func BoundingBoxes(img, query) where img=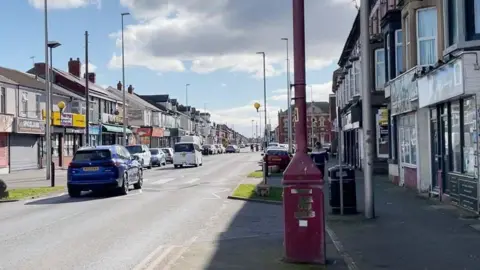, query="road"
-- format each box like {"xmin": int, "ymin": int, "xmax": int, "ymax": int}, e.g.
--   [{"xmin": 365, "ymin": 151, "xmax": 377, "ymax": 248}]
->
[{"xmin": 0, "ymin": 149, "xmax": 261, "ymax": 270}]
